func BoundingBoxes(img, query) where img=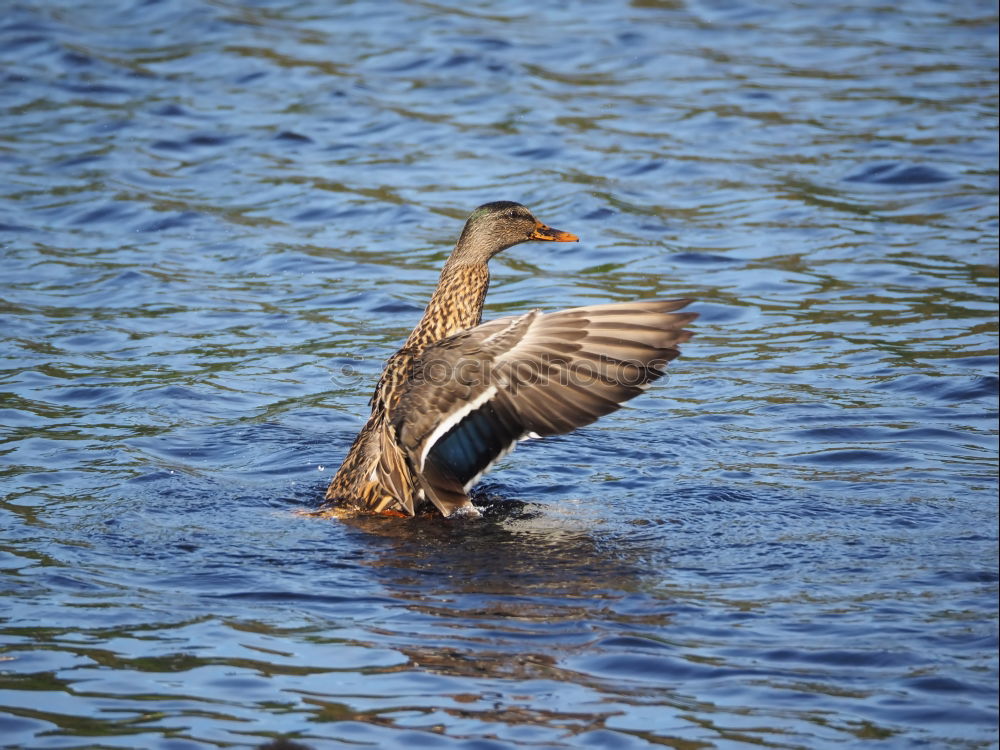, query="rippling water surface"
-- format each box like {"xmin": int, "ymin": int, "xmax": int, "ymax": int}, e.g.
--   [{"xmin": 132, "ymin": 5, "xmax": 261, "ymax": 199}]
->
[{"xmin": 1, "ymin": 0, "xmax": 997, "ymax": 748}]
